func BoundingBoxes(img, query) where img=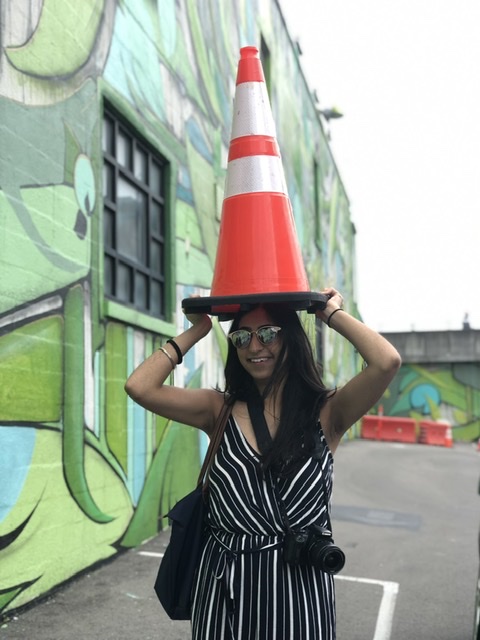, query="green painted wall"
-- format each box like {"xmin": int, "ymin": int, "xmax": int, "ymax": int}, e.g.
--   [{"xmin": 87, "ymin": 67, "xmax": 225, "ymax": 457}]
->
[
  {"xmin": 0, "ymin": 0, "xmax": 359, "ymax": 613},
  {"xmin": 375, "ymin": 362, "xmax": 480, "ymax": 442}
]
